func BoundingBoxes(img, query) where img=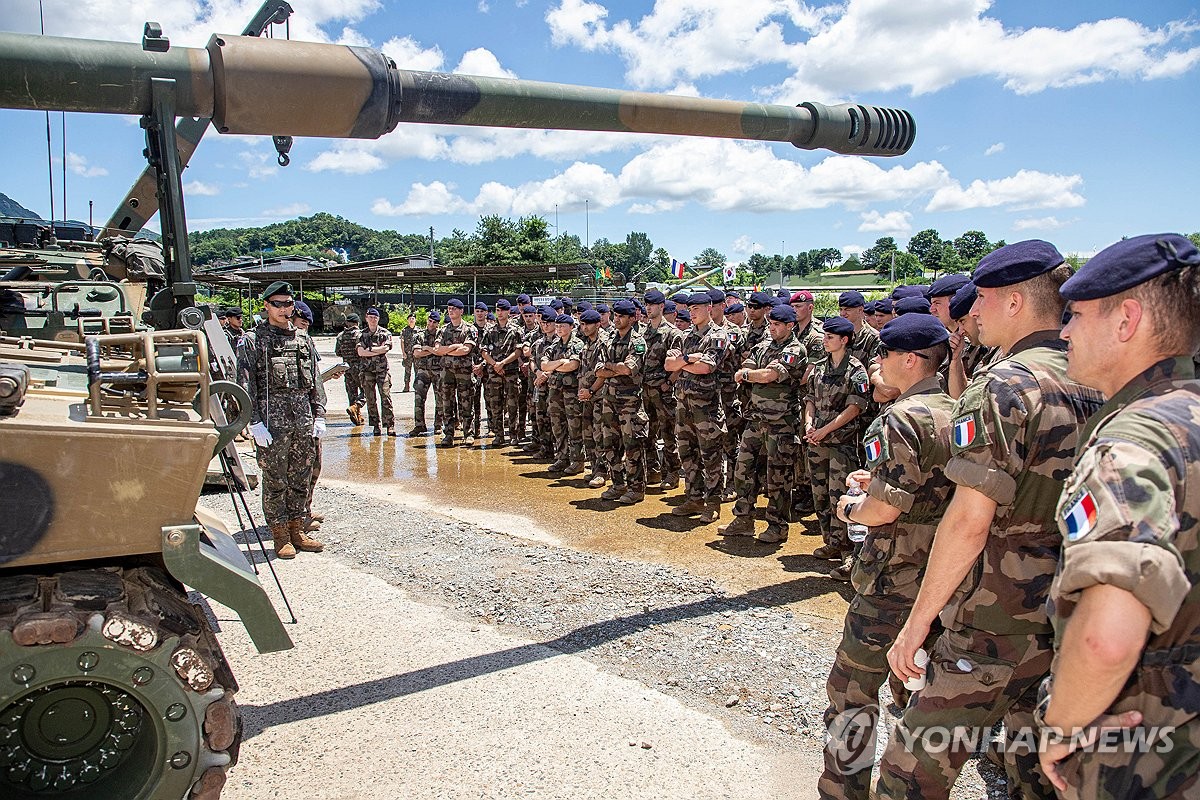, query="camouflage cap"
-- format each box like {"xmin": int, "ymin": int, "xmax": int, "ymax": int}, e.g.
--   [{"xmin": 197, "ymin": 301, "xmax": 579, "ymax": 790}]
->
[
  {"xmin": 1060, "ymin": 233, "xmax": 1200, "ymax": 300},
  {"xmin": 345, "ymin": 313, "xmax": 360, "ymax": 323},
  {"xmin": 973, "ymin": 239, "xmax": 1064, "ymax": 288}
]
